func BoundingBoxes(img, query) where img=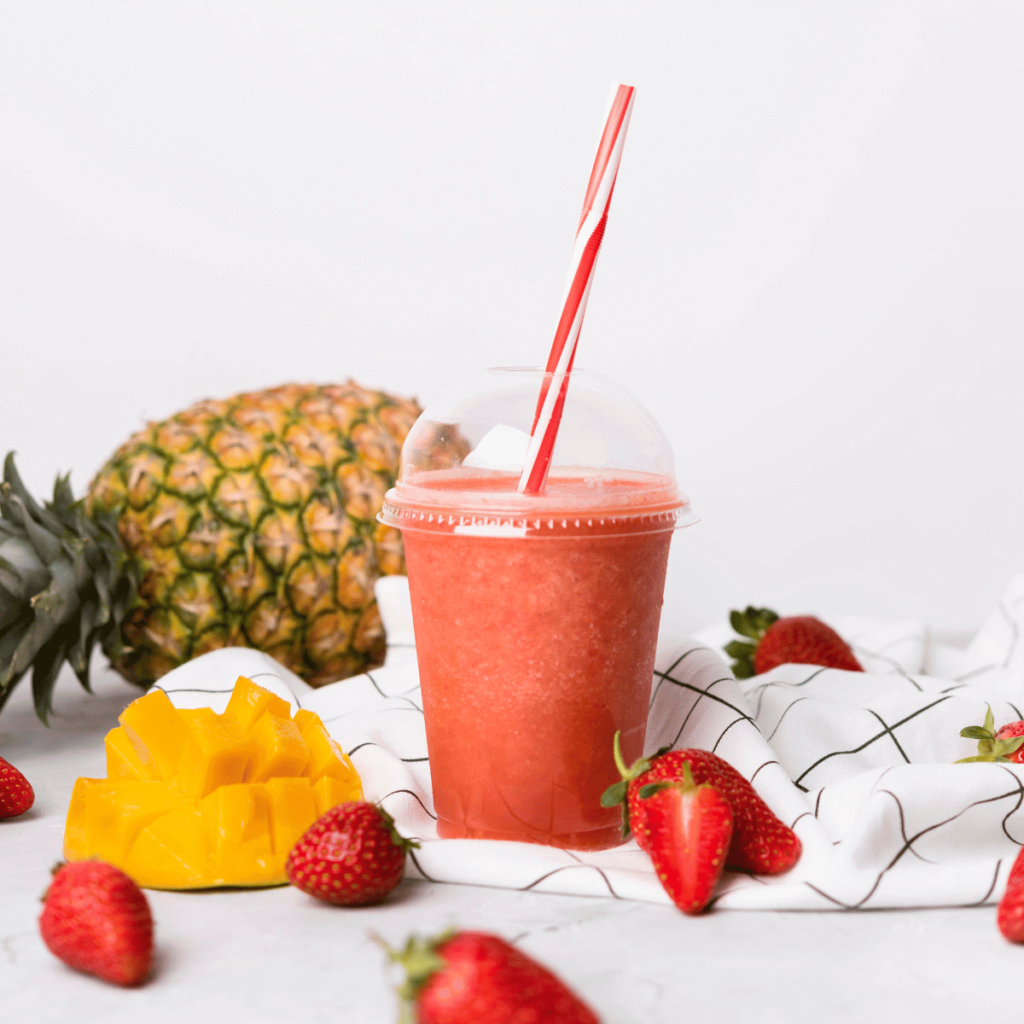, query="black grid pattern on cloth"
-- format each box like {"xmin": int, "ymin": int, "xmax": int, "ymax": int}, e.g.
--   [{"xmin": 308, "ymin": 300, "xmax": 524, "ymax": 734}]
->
[{"xmin": 149, "ymin": 572, "xmax": 1024, "ymax": 911}]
